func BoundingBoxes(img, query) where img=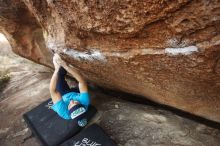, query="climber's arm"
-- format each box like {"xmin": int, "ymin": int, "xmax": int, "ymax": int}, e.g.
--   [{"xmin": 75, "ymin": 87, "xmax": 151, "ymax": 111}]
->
[
  {"xmin": 50, "ymin": 69, "xmax": 62, "ymax": 103},
  {"xmin": 50, "ymin": 55, "xmax": 62, "ymax": 104}
]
